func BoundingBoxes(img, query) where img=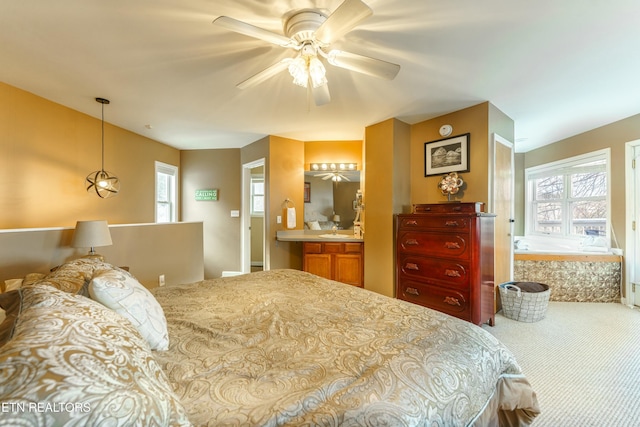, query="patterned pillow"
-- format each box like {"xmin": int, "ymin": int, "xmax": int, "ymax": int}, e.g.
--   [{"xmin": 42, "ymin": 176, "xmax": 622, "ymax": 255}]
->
[
  {"xmin": 28, "ymin": 258, "xmax": 118, "ymax": 295},
  {"xmin": 89, "ymin": 268, "xmax": 169, "ymax": 351},
  {"xmin": 0, "ymin": 285, "xmax": 191, "ymax": 426}
]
